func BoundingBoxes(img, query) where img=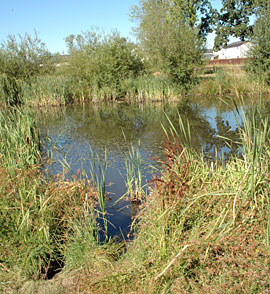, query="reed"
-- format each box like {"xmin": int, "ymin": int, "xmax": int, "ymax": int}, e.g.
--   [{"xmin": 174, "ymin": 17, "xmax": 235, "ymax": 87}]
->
[
  {"xmin": 66, "ymin": 99, "xmax": 270, "ymax": 294},
  {"xmin": 194, "ymin": 67, "xmax": 266, "ymax": 98},
  {"xmin": 124, "ymin": 144, "xmax": 144, "ymax": 204},
  {"xmin": 126, "ymin": 75, "xmax": 181, "ymax": 102},
  {"xmin": 232, "ymin": 97, "xmax": 270, "ymax": 227},
  {"xmin": 23, "ymin": 75, "xmax": 69, "ymax": 106},
  {"xmin": 0, "ymin": 106, "xmax": 40, "ymax": 170},
  {"xmin": 88, "ymin": 147, "xmax": 108, "ymax": 239},
  {"xmin": 0, "ymin": 107, "xmax": 99, "ymax": 286}
]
